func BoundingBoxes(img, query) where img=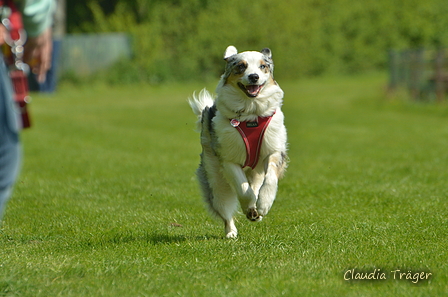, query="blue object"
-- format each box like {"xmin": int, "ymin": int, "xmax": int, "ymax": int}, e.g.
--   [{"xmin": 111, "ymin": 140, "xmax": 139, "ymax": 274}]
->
[{"xmin": 0, "ymin": 55, "xmax": 21, "ymax": 218}]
